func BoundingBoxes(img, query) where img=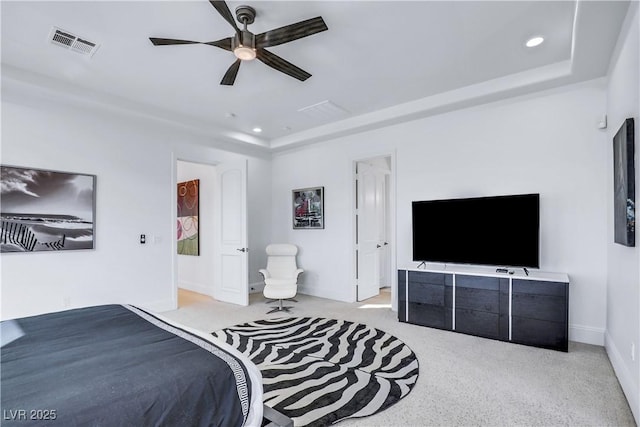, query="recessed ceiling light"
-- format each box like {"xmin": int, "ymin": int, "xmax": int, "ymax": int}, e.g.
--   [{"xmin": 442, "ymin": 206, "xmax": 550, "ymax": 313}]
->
[
  {"xmin": 252, "ymin": 127, "xmax": 262, "ymax": 133},
  {"xmin": 525, "ymin": 36, "xmax": 544, "ymax": 48}
]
